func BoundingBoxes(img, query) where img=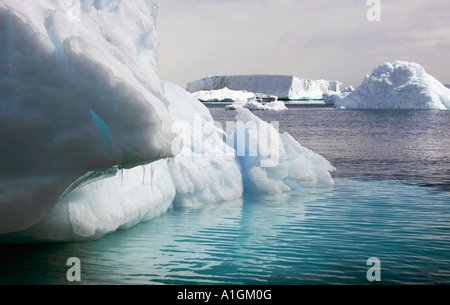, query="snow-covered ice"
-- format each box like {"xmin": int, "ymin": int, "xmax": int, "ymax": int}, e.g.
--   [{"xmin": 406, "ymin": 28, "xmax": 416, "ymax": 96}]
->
[
  {"xmin": 331, "ymin": 61, "xmax": 450, "ymax": 110},
  {"xmin": 17, "ymin": 82, "xmax": 245, "ymax": 241},
  {"xmin": 0, "ymin": 0, "xmax": 177, "ymax": 234},
  {"xmin": 164, "ymin": 81, "xmax": 244, "ymax": 209},
  {"xmin": 323, "ymin": 86, "xmax": 354, "ymax": 105},
  {"xmin": 225, "ymin": 98, "xmax": 288, "ymax": 111},
  {"xmin": 187, "ymin": 75, "xmax": 341, "ymax": 100},
  {"xmin": 228, "ymin": 109, "xmax": 335, "ymax": 195},
  {"xmin": 192, "ymin": 87, "xmax": 259, "ymax": 103},
  {"xmin": 0, "ymin": 0, "xmax": 335, "ymax": 241},
  {"xmin": 191, "ymin": 87, "xmax": 286, "ymax": 111}
]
